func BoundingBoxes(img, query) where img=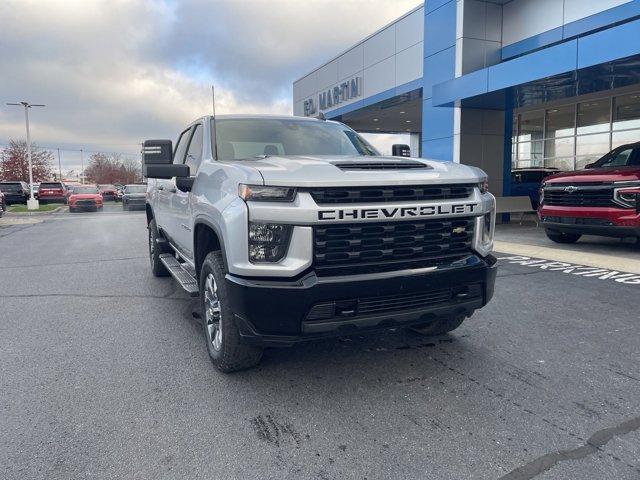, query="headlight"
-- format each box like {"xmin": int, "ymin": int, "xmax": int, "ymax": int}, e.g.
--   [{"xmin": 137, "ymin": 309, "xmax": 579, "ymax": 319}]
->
[
  {"xmin": 238, "ymin": 184, "xmax": 296, "ymax": 202},
  {"xmin": 614, "ymin": 187, "xmax": 640, "ymax": 209},
  {"xmin": 473, "ymin": 209, "xmax": 495, "ymax": 257},
  {"xmin": 478, "ymin": 179, "xmax": 489, "ymax": 194},
  {"xmin": 248, "ymin": 223, "xmax": 292, "ymax": 263}
]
